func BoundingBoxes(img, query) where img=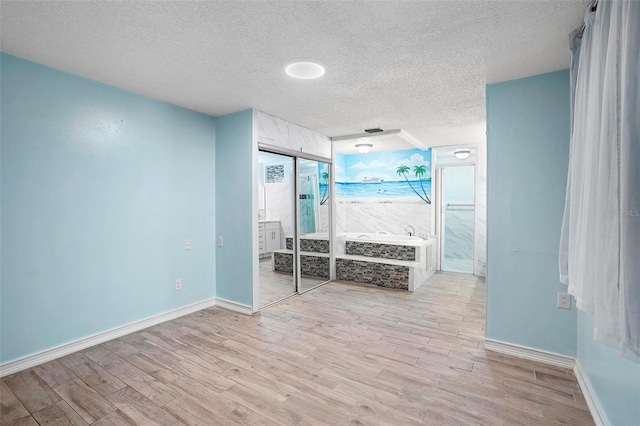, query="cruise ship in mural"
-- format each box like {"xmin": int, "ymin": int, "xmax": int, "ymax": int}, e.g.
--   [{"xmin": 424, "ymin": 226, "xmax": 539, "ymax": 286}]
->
[
  {"xmin": 362, "ymin": 176, "xmax": 384, "ymax": 184},
  {"xmin": 334, "ymin": 148, "xmax": 433, "ymax": 203}
]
